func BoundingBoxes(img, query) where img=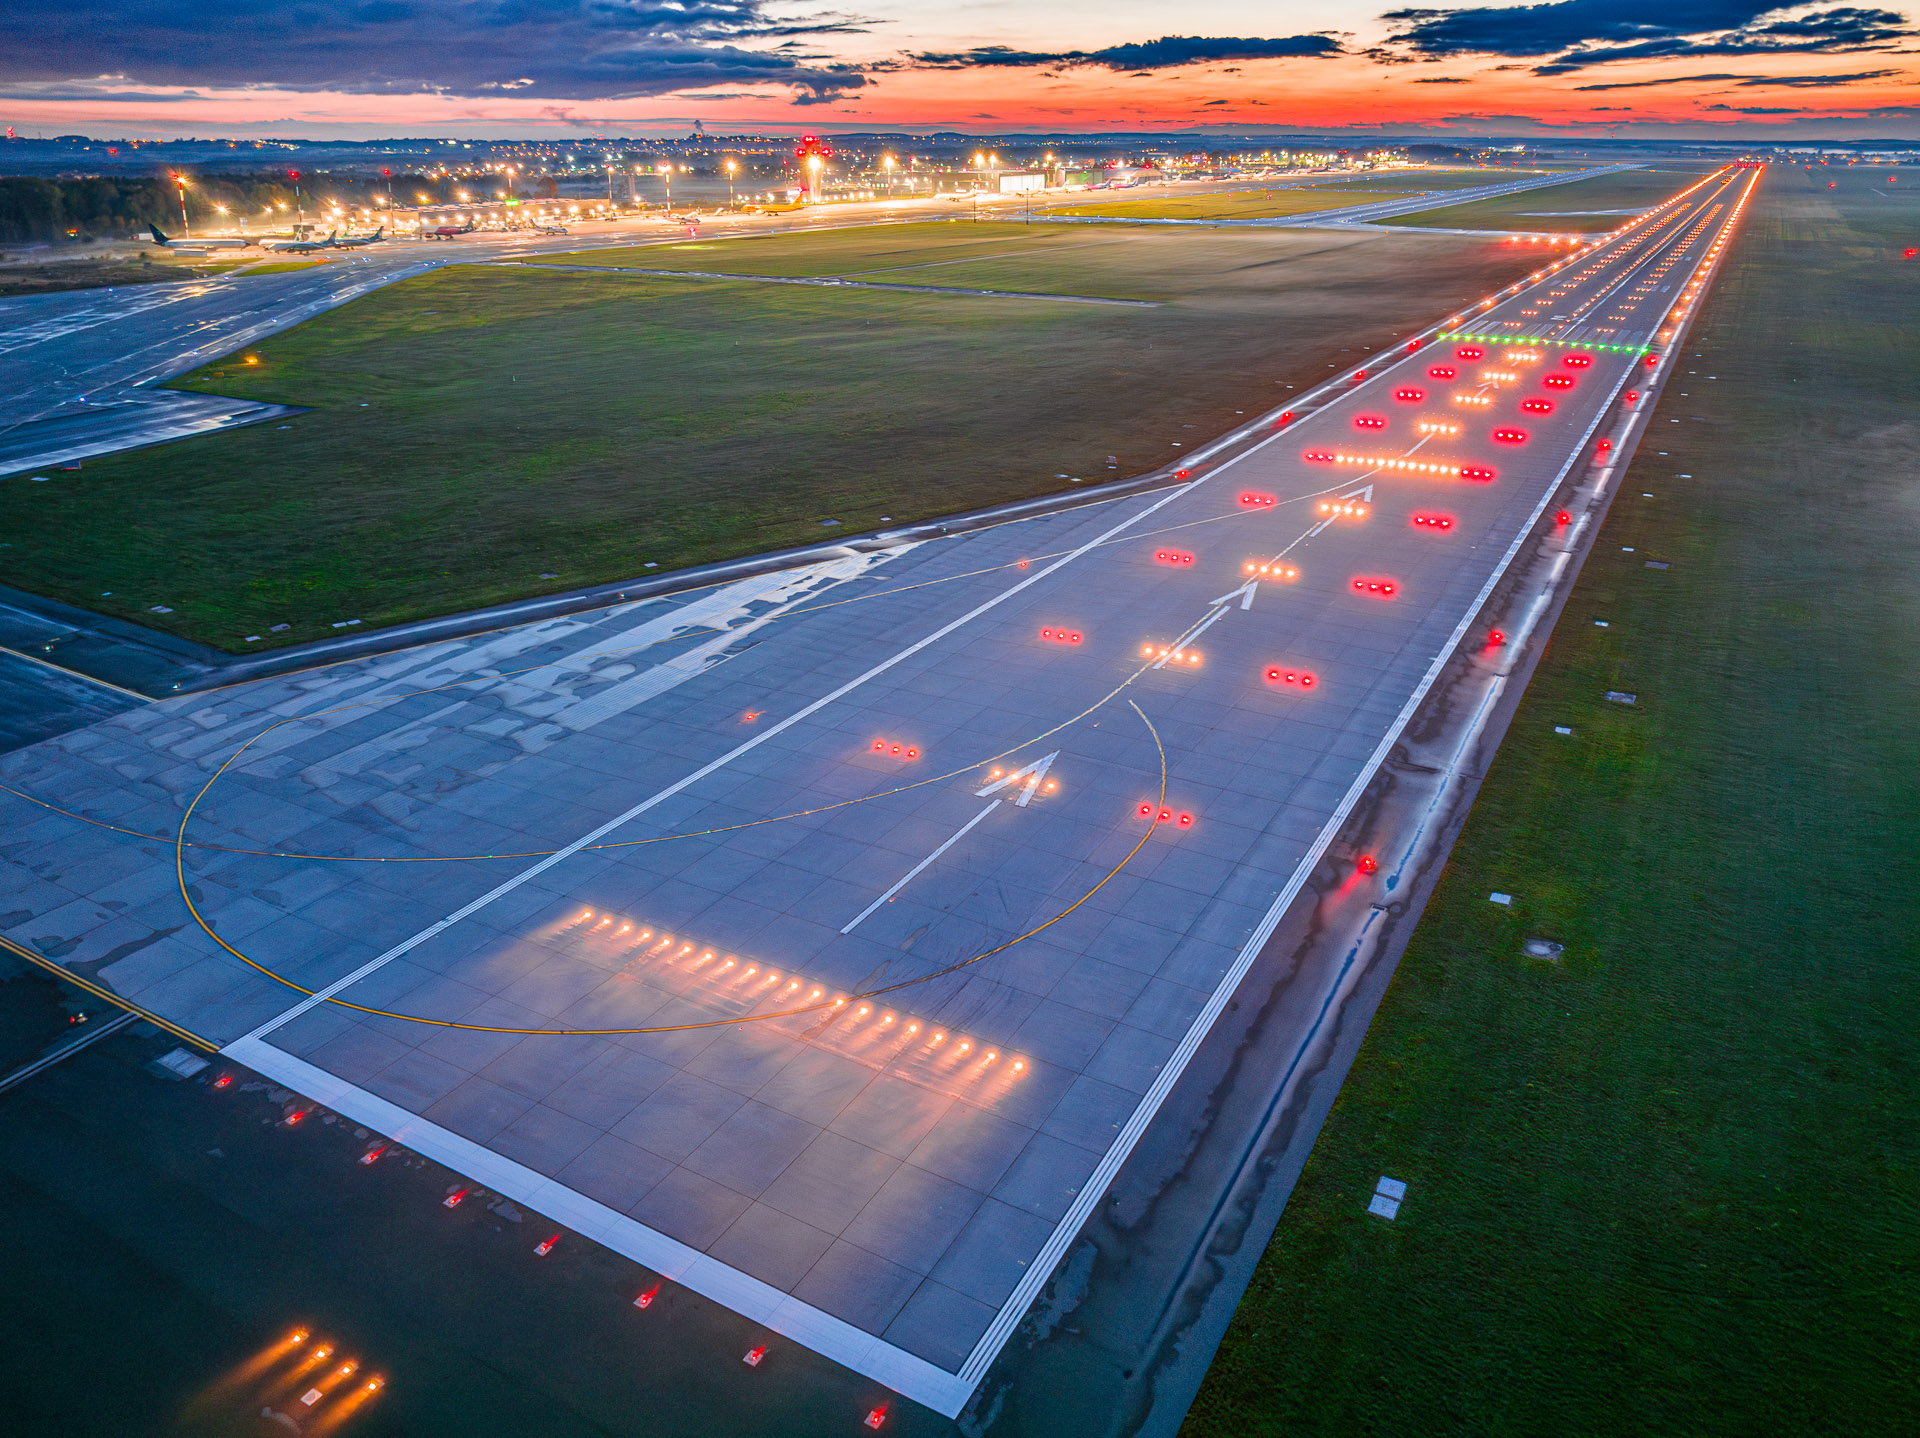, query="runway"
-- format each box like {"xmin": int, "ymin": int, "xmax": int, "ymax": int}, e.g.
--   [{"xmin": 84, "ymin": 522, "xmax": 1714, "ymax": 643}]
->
[{"xmin": 0, "ymin": 164, "xmax": 1760, "ymax": 1423}]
